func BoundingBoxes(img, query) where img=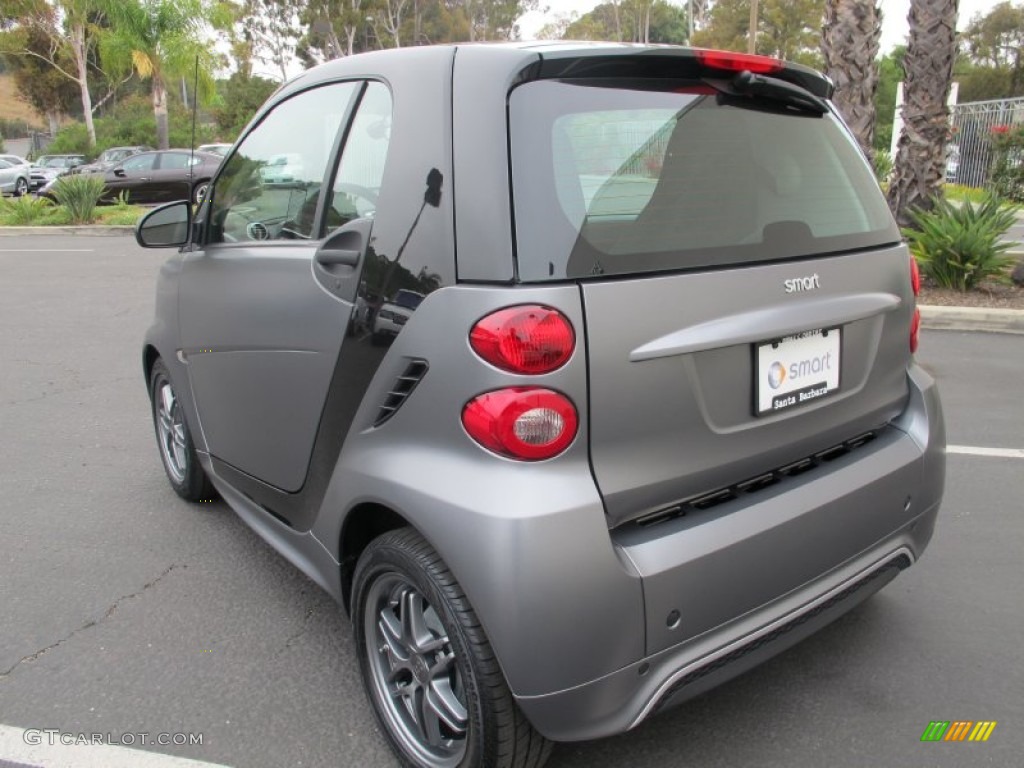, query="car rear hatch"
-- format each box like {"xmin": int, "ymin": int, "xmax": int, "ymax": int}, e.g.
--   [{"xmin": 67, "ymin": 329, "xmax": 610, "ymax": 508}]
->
[{"xmin": 508, "ymin": 52, "xmax": 915, "ymax": 528}]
